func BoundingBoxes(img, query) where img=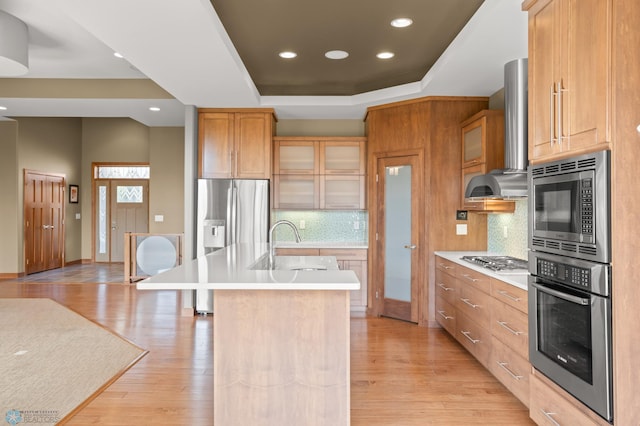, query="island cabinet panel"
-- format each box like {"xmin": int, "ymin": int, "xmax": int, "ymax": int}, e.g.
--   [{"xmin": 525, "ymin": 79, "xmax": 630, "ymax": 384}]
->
[
  {"xmin": 214, "ymin": 289, "xmax": 350, "ymax": 426},
  {"xmin": 524, "ymin": 0, "xmax": 612, "ymax": 163},
  {"xmin": 198, "ymin": 109, "xmax": 274, "ymax": 179},
  {"xmin": 491, "ymin": 337, "xmax": 530, "ymax": 407}
]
